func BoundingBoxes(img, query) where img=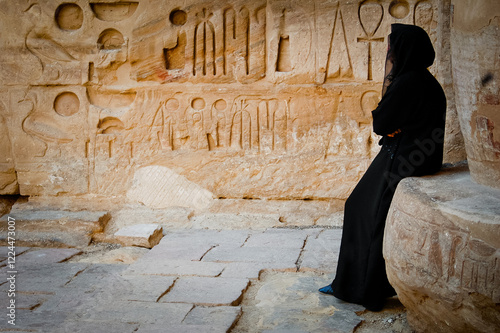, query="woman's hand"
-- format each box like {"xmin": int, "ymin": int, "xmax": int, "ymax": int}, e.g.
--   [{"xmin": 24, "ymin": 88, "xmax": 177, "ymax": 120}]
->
[{"xmin": 387, "ymin": 129, "xmax": 401, "ymax": 137}]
